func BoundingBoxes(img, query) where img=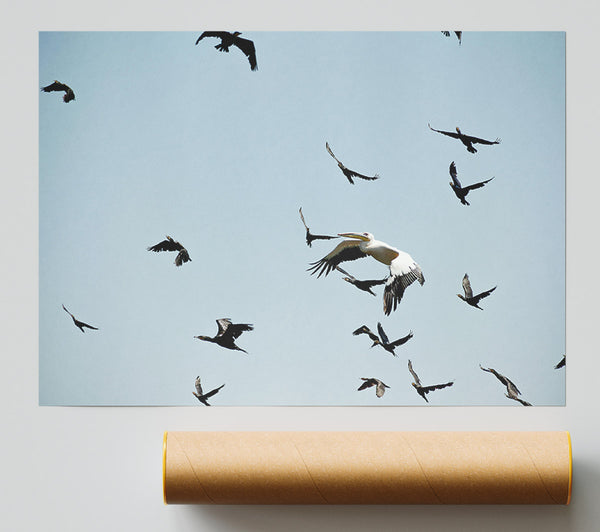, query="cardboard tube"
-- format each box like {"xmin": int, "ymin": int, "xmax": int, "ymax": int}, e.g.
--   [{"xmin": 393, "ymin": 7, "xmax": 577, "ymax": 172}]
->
[{"xmin": 163, "ymin": 431, "xmax": 572, "ymax": 505}]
